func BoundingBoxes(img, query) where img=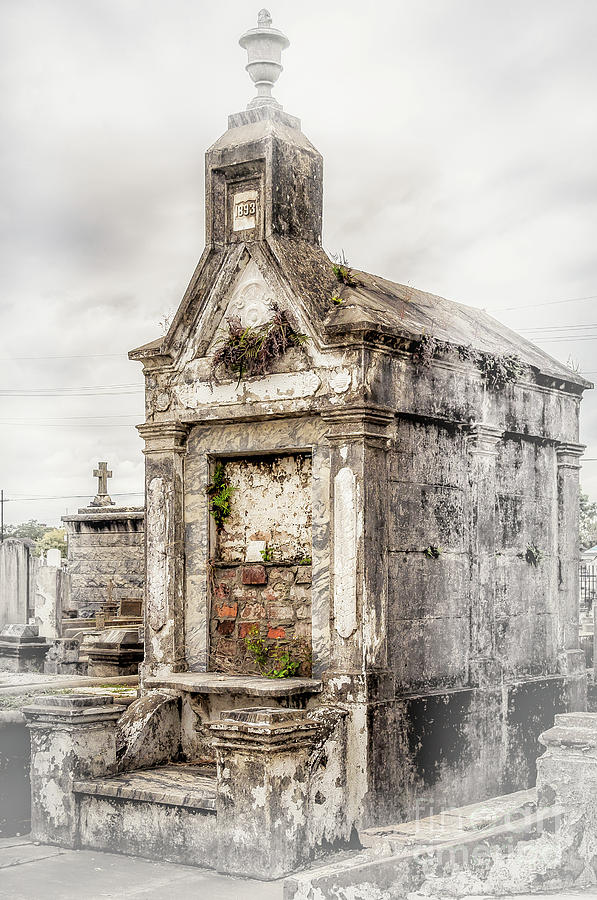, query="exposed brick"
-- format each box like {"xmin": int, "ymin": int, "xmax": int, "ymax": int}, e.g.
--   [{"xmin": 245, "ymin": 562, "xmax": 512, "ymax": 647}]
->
[
  {"xmin": 268, "ymin": 626, "xmax": 286, "ymax": 639},
  {"xmin": 214, "ymin": 582, "xmax": 231, "ymax": 600},
  {"xmin": 269, "ymin": 567, "xmax": 296, "ymax": 584},
  {"xmin": 294, "ymin": 621, "xmax": 312, "ymax": 640},
  {"xmin": 239, "ymin": 622, "xmax": 260, "ymax": 639},
  {"xmin": 217, "ymin": 620, "xmax": 235, "ymax": 636},
  {"xmin": 216, "ymin": 601, "xmax": 238, "ymax": 618},
  {"xmin": 242, "ymin": 565, "xmax": 267, "ymax": 585},
  {"xmin": 295, "ymin": 603, "xmax": 311, "ymax": 620},
  {"xmin": 267, "ymin": 602, "xmax": 295, "ymax": 621},
  {"xmin": 296, "ymin": 566, "xmax": 312, "ymax": 584},
  {"xmin": 240, "ymin": 602, "xmax": 266, "ymax": 619}
]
